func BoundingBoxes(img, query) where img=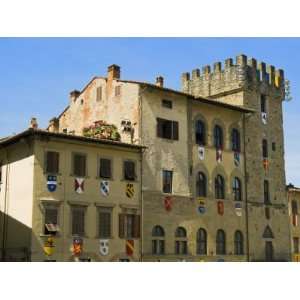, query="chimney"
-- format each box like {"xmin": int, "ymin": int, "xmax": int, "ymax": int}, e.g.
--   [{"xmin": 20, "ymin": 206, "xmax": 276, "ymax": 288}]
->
[
  {"xmin": 156, "ymin": 76, "xmax": 164, "ymax": 88},
  {"xmin": 30, "ymin": 117, "xmax": 38, "ymax": 129},
  {"xmin": 107, "ymin": 64, "xmax": 121, "ymax": 81},
  {"xmin": 69, "ymin": 90, "xmax": 80, "ymax": 102},
  {"xmin": 48, "ymin": 117, "xmax": 59, "ymax": 133}
]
